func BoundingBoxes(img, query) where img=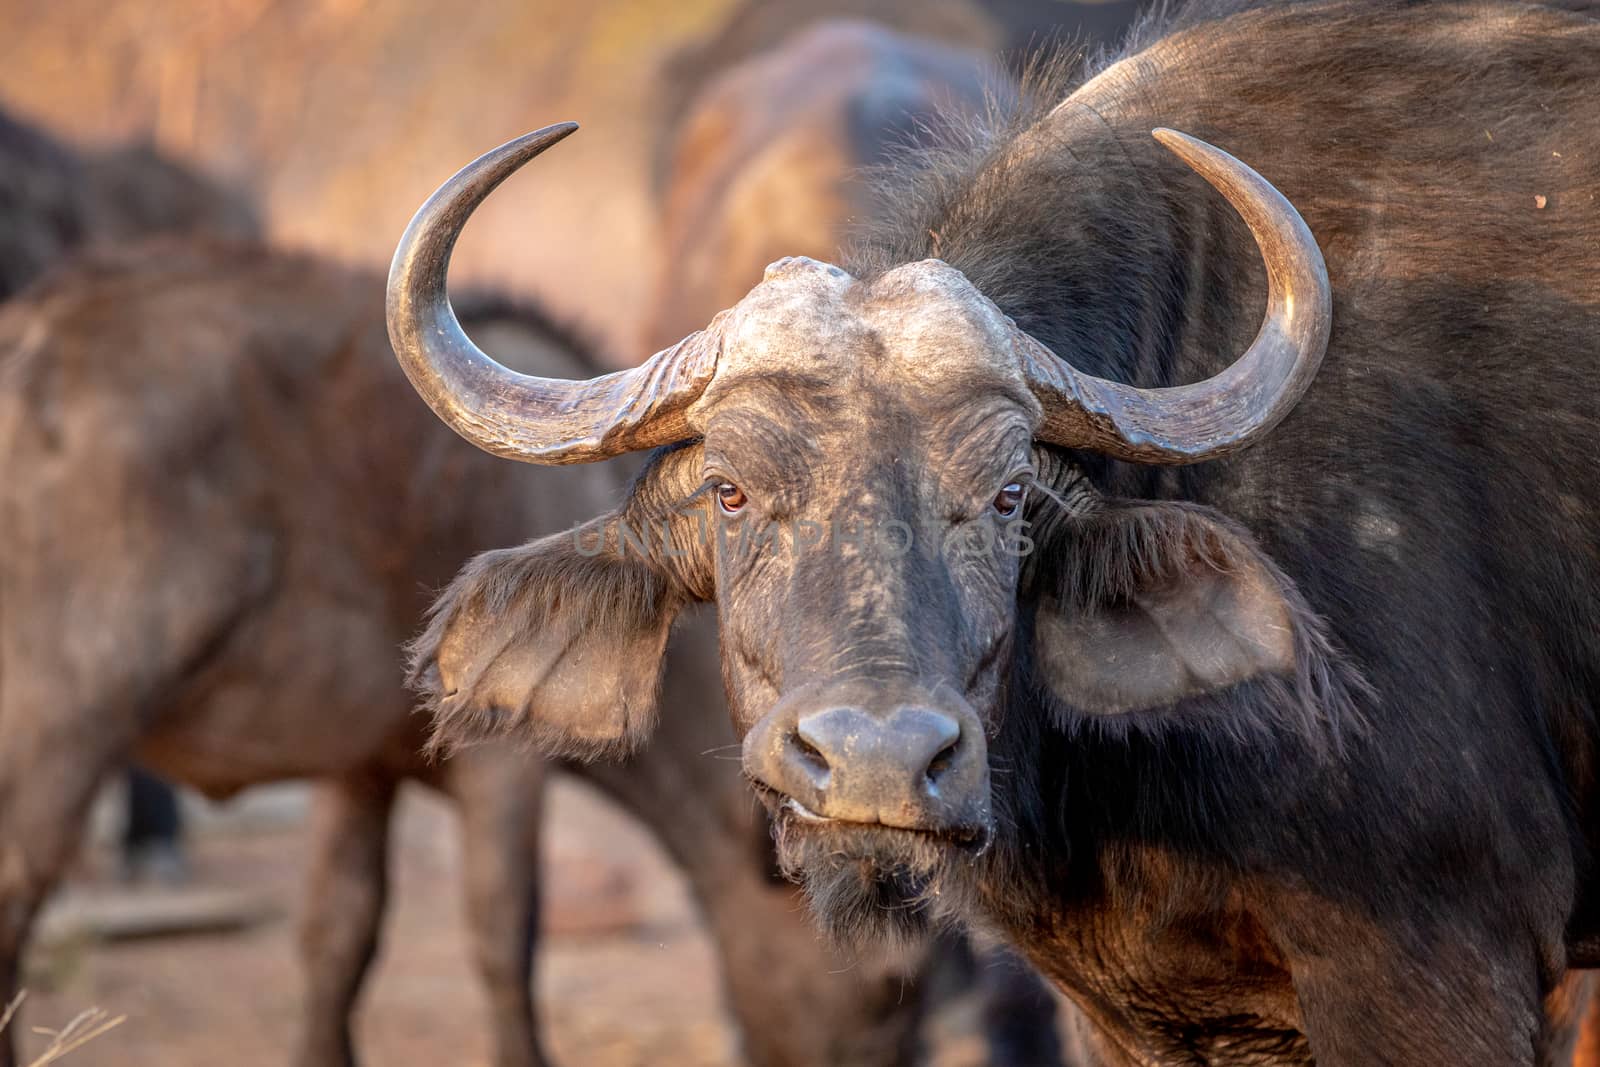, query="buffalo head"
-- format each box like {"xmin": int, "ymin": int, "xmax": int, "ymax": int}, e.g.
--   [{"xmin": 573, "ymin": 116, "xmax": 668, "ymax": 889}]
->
[{"xmin": 389, "ymin": 121, "xmax": 1330, "ymax": 941}]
